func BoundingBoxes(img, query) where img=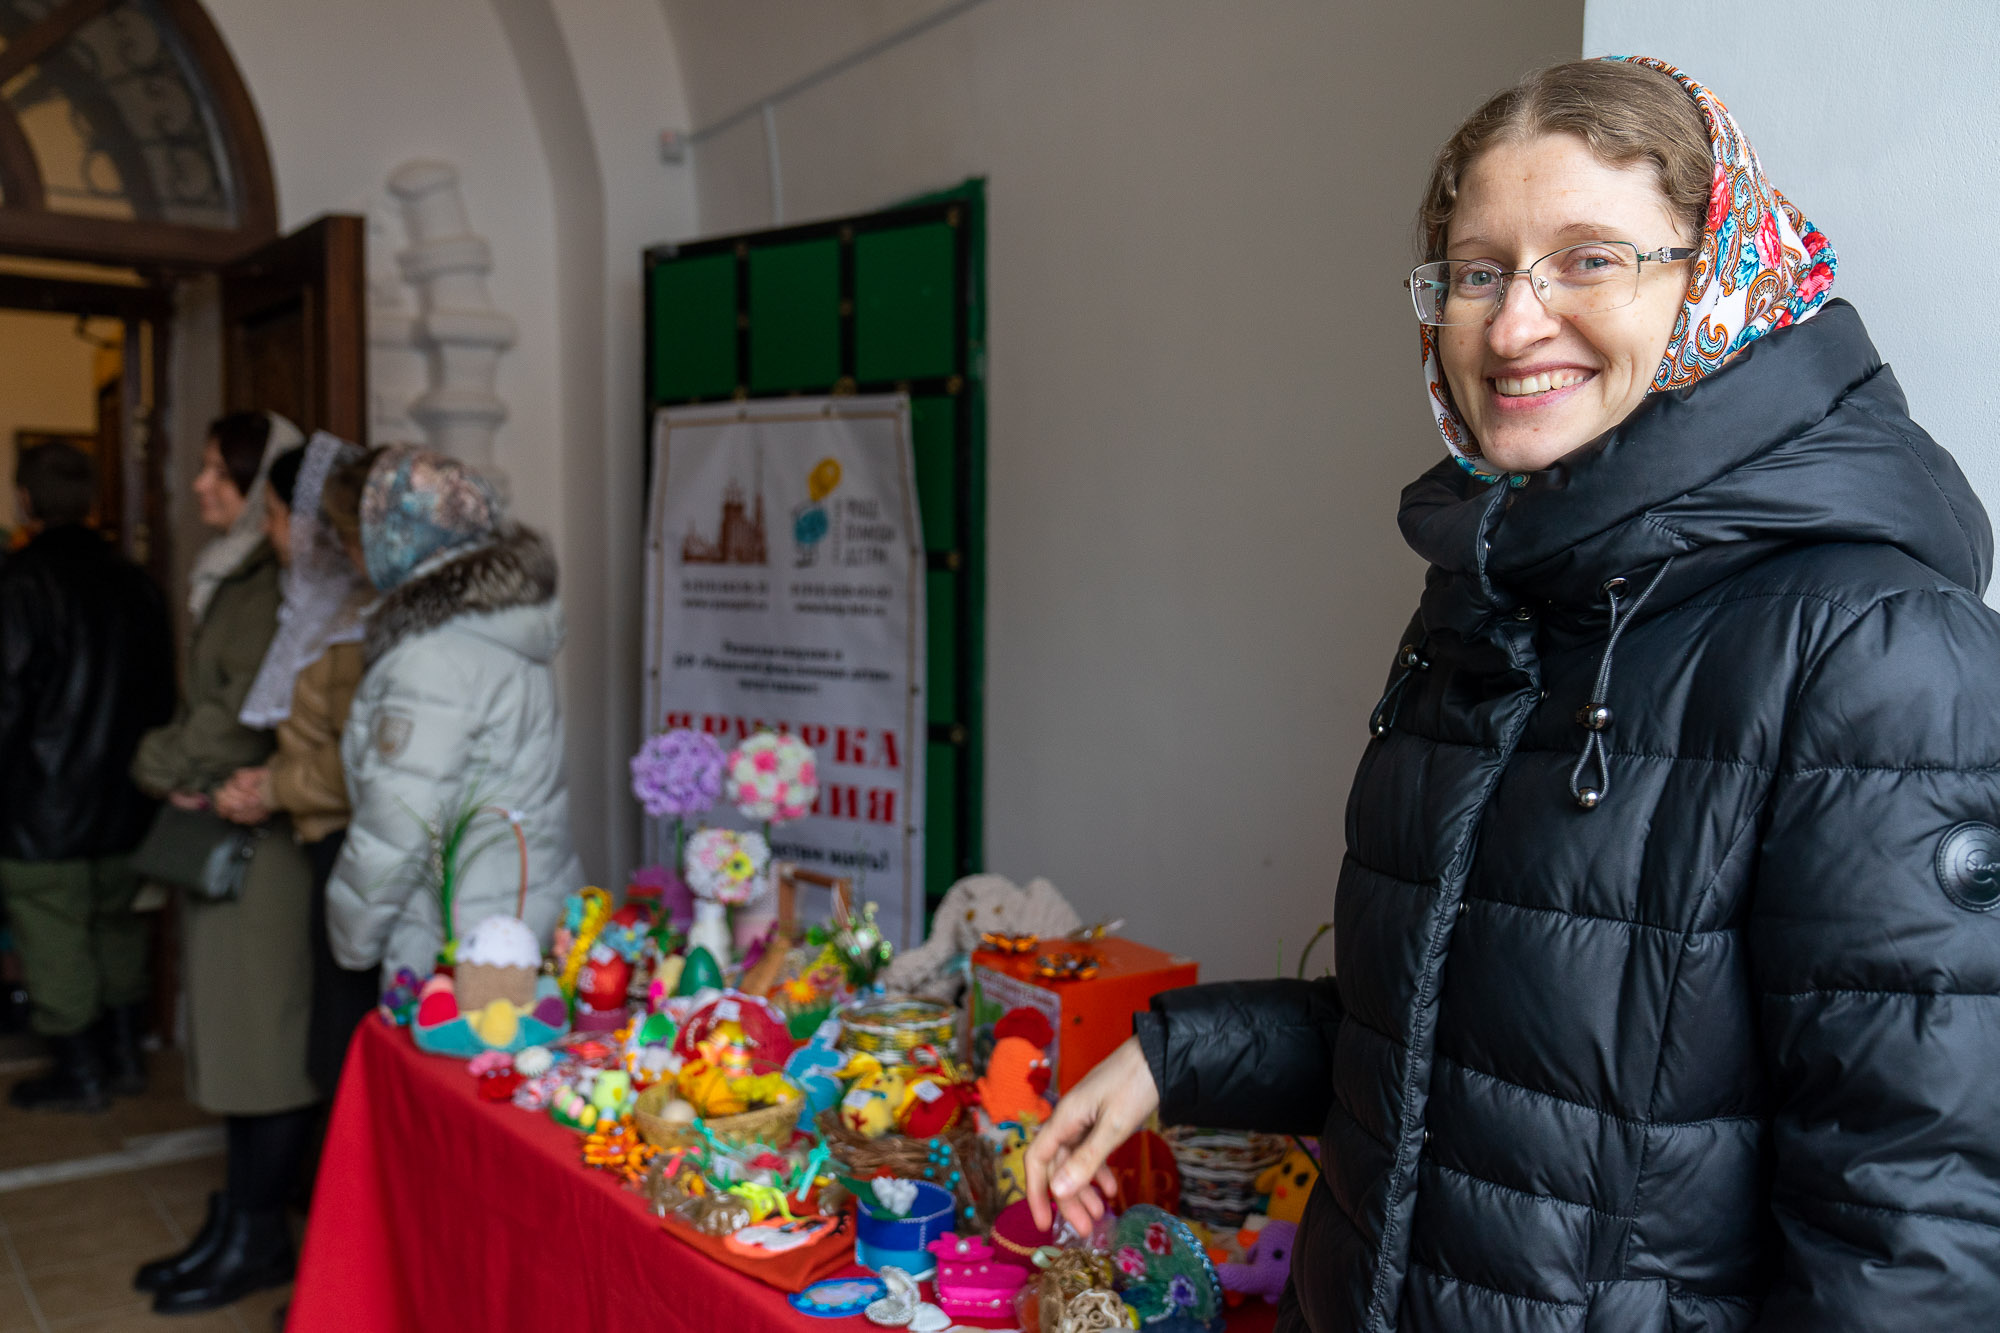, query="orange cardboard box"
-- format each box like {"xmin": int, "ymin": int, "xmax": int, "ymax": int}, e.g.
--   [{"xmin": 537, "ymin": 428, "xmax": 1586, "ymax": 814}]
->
[{"xmin": 967, "ymin": 937, "xmax": 1198, "ymax": 1095}]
